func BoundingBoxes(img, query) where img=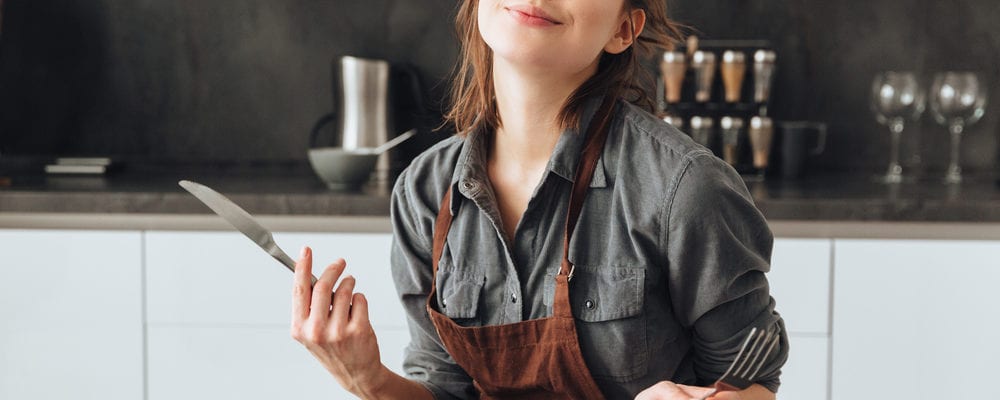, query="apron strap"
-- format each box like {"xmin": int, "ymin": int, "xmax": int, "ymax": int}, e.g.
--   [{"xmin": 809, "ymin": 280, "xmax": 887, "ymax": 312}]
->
[
  {"xmin": 559, "ymin": 96, "xmax": 617, "ymax": 280},
  {"xmin": 430, "ymin": 185, "xmax": 453, "ymax": 300},
  {"xmin": 429, "ymin": 95, "xmax": 618, "ymax": 314}
]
